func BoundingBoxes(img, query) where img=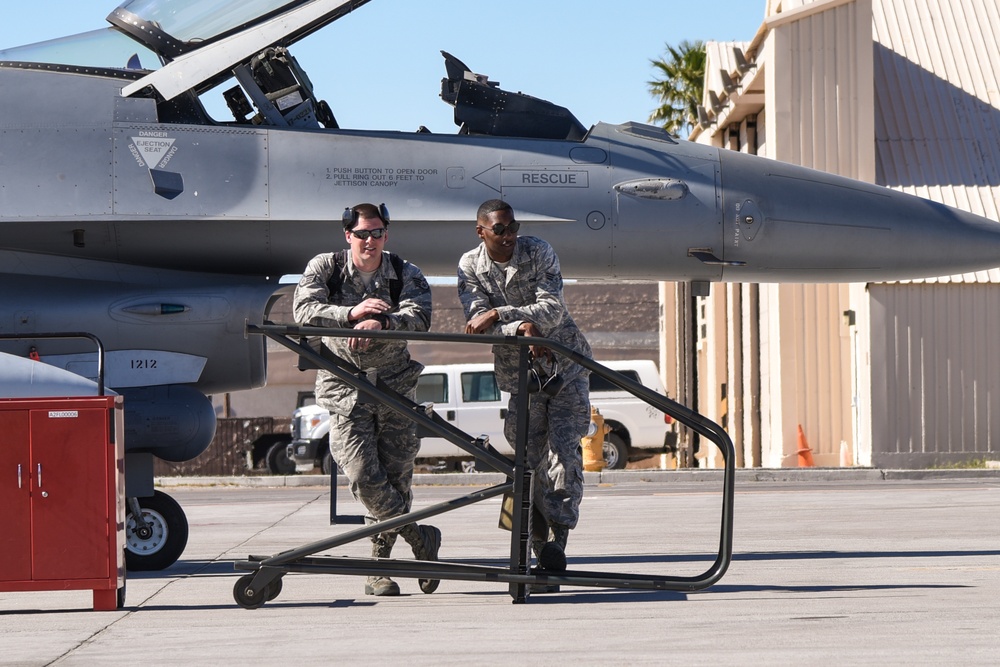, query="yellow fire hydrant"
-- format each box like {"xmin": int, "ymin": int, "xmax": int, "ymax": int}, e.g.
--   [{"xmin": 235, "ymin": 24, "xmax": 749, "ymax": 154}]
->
[{"xmin": 581, "ymin": 405, "xmax": 611, "ymax": 472}]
